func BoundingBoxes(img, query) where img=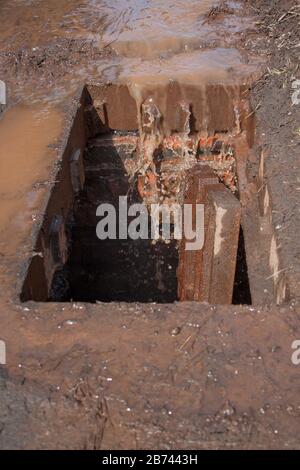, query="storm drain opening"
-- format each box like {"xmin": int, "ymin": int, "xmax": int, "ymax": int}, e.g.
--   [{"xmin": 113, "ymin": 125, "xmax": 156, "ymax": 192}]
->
[{"xmin": 21, "ymin": 83, "xmax": 254, "ymax": 305}]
